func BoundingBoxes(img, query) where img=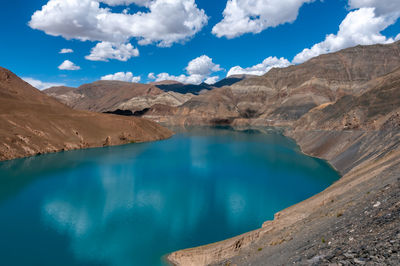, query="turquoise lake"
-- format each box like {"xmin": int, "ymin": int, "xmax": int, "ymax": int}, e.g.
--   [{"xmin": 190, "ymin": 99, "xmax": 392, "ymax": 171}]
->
[{"xmin": 0, "ymin": 127, "xmax": 339, "ymax": 266}]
